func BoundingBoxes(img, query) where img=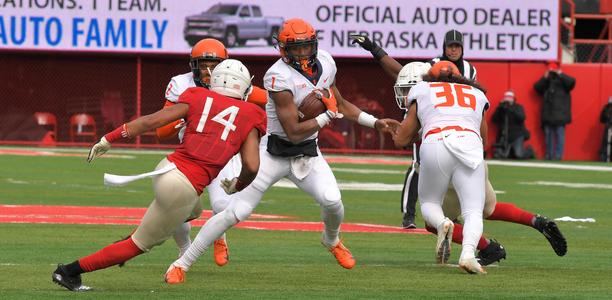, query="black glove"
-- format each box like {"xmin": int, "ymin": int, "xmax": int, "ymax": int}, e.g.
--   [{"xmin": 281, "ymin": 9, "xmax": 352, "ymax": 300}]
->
[{"xmin": 350, "ymin": 34, "xmax": 387, "ymax": 60}]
